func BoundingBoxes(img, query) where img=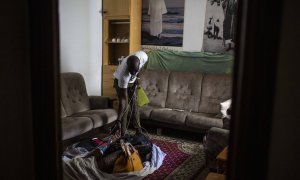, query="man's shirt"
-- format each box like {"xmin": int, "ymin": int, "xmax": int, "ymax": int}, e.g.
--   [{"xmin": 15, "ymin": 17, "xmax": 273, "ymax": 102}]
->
[{"xmin": 113, "ymin": 51, "xmax": 148, "ymax": 88}]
